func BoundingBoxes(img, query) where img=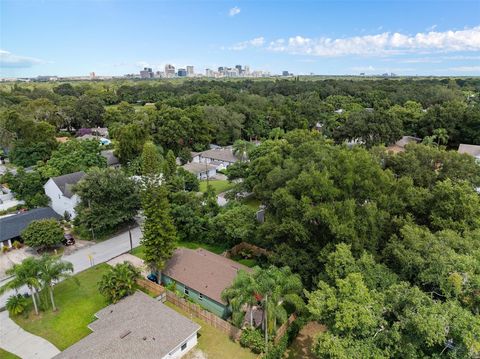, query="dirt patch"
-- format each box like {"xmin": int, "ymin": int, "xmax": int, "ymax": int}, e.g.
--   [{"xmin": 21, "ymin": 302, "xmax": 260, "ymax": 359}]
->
[
  {"xmin": 185, "ymin": 348, "xmax": 208, "ymax": 359},
  {"xmin": 285, "ymin": 321, "xmax": 326, "ymax": 359}
]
